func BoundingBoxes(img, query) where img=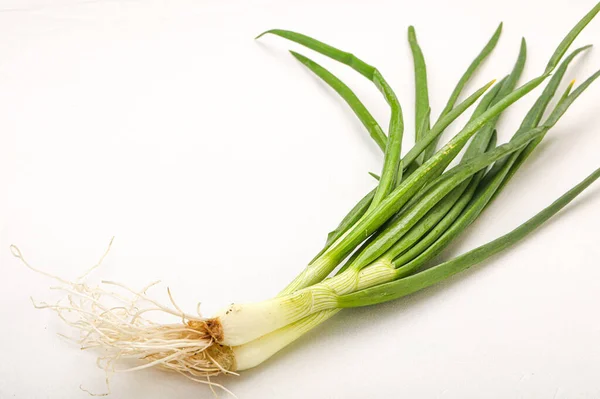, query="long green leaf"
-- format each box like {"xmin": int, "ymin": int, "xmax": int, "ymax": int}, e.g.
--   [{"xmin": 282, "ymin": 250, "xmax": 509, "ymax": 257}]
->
[
  {"xmin": 289, "ymin": 51, "xmax": 387, "ymax": 151},
  {"xmin": 521, "ymin": 45, "xmax": 592, "ymax": 131},
  {"xmin": 440, "ymin": 23, "xmax": 503, "ymax": 116},
  {"xmin": 422, "ymin": 23, "xmax": 503, "ymax": 161},
  {"xmin": 408, "ymin": 26, "xmax": 430, "ymax": 150},
  {"xmin": 544, "ymin": 2, "xmax": 600, "ymax": 72}
]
